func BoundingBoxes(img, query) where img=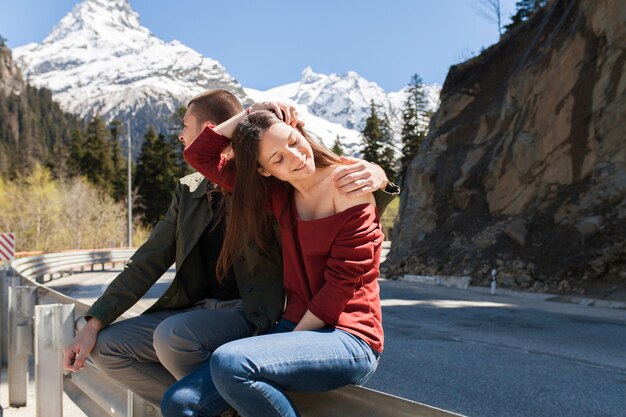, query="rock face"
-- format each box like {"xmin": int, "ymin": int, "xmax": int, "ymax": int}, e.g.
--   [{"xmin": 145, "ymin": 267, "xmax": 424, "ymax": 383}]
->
[
  {"xmin": 0, "ymin": 43, "xmax": 24, "ymax": 97},
  {"xmin": 388, "ymin": 0, "xmax": 625, "ymax": 298}
]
